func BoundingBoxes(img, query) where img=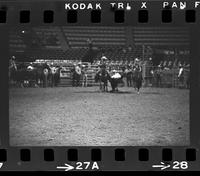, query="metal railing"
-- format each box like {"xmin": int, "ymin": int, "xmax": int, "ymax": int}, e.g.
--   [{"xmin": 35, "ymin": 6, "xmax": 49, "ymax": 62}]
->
[{"xmin": 10, "ymin": 61, "xmax": 190, "ymax": 89}]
